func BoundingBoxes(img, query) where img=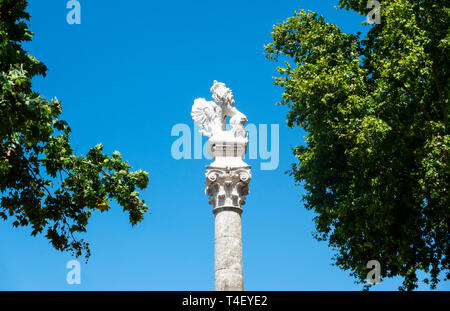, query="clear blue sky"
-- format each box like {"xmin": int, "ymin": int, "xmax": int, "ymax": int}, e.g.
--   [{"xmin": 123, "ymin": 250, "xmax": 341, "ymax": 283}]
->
[{"xmin": 1, "ymin": 0, "xmax": 448, "ymax": 291}]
